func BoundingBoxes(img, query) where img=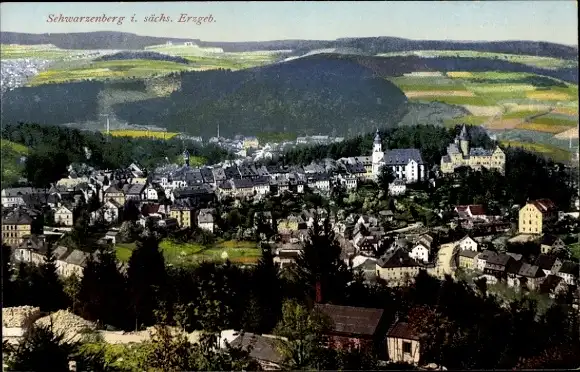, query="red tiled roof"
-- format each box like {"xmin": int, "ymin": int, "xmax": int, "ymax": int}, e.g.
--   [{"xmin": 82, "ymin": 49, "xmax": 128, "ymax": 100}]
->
[
  {"xmin": 531, "ymin": 199, "xmax": 557, "ymax": 214},
  {"xmin": 387, "ymin": 321, "xmax": 419, "ymax": 341},
  {"xmin": 467, "ymin": 205, "xmax": 486, "ymax": 216}
]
